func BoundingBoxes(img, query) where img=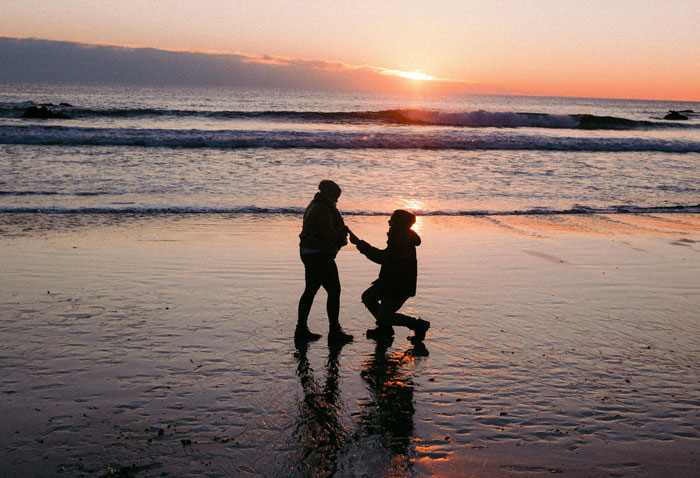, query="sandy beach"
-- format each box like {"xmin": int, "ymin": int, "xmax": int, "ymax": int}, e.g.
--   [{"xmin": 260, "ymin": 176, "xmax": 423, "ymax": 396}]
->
[{"xmin": 1, "ymin": 212, "xmax": 698, "ymax": 477}]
